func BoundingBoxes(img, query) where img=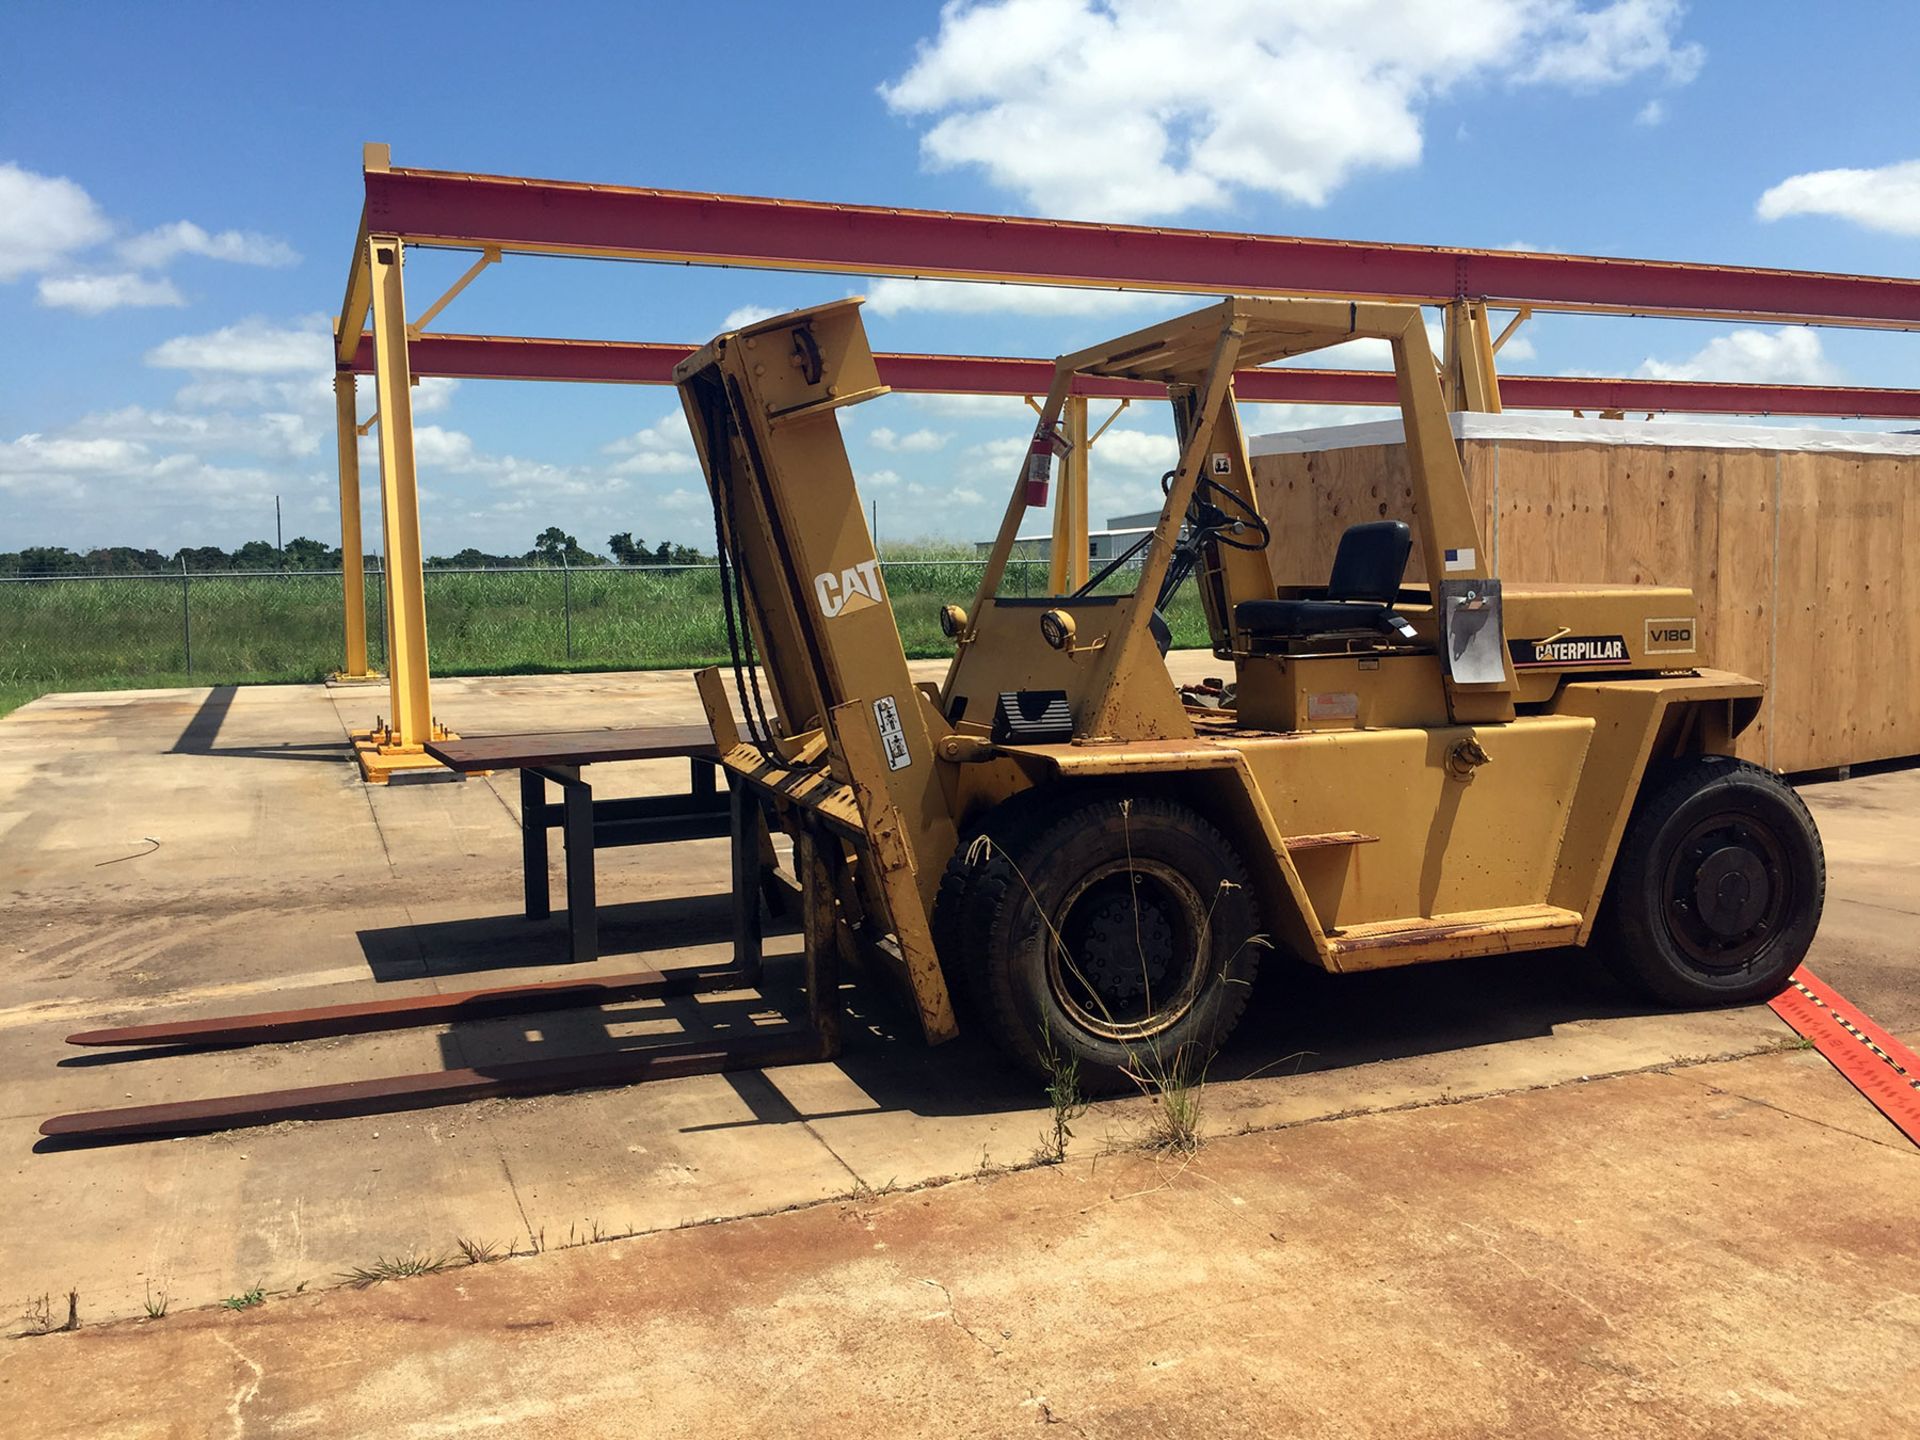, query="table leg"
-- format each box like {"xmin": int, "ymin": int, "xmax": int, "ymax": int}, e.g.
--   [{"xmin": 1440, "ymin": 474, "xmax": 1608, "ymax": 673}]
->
[
  {"xmin": 729, "ymin": 774, "xmax": 764, "ymax": 983},
  {"xmin": 559, "ymin": 774, "xmax": 597, "ymax": 965},
  {"xmin": 520, "ymin": 769, "xmax": 550, "ymax": 920}
]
